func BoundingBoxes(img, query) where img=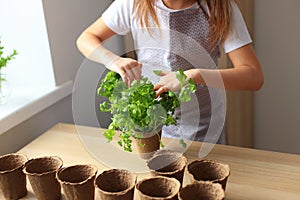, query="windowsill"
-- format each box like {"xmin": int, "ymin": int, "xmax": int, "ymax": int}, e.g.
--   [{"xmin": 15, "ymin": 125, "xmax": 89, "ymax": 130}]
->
[{"xmin": 0, "ymin": 81, "xmax": 73, "ymax": 135}]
